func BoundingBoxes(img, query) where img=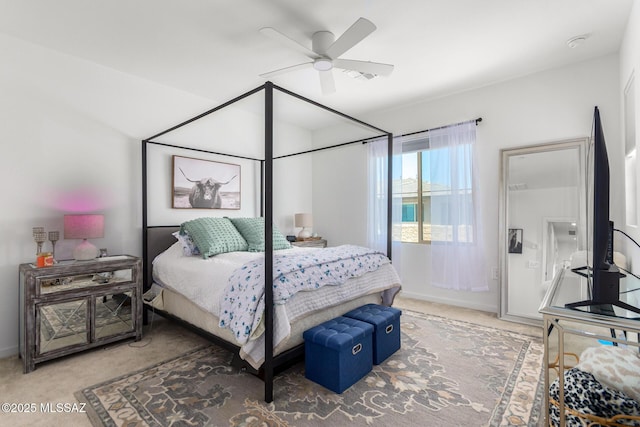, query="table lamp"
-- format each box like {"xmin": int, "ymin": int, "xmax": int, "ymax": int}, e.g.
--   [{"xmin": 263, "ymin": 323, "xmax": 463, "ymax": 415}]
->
[
  {"xmin": 294, "ymin": 213, "xmax": 313, "ymax": 240},
  {"xmin": 64, "ymin": 214, "xmax": 104, "ymax": 260}
]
